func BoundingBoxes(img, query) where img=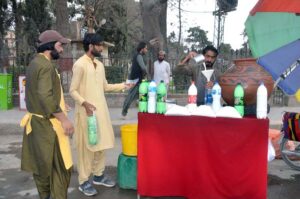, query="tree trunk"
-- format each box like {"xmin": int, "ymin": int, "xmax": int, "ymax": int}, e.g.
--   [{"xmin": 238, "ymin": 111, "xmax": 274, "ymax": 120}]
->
[
  {"xmin": 54, "ymin": 0, "xmax": 70, "ymax": 37},
  {"xmin": 54, "ymin": 0, "xmax": 71, "ymax": 58},
  {"xmin": 140, "ymin": 0, "xmax": 168, "ymax": 77},
  {"xmin": 176, "ymin": 0, "xmax": 182, "ymax": 64}
]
